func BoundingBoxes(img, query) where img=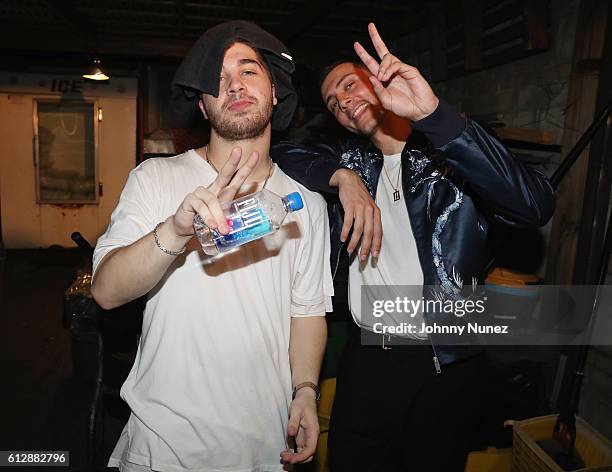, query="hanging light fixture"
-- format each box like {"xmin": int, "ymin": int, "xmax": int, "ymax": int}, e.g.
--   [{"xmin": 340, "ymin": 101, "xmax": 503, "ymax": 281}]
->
[{"xmin": 82, "ymin": 59, "xmax": 110, "ymax": 81}]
